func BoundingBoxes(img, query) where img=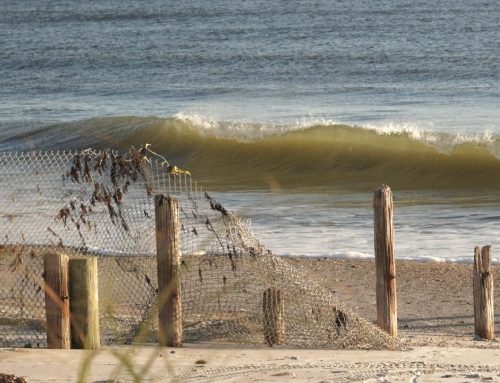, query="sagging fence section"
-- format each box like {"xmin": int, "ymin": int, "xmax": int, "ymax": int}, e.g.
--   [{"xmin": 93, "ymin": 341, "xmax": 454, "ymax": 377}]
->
[{"xmin": 0, "ymin": 150, "xmax": 400, "ymax": 350}]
